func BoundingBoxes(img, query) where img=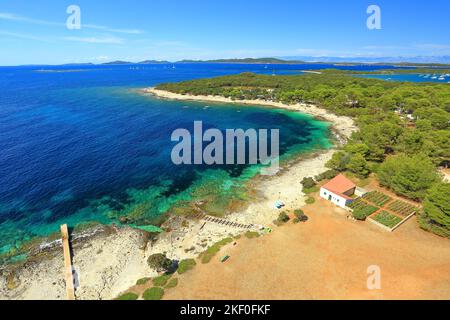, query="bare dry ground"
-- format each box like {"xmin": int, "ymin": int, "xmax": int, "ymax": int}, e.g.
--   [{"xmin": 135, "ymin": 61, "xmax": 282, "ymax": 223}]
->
[{"xmin": 164, "ymin": 196, "xmax": 450, "ymax": 300}]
